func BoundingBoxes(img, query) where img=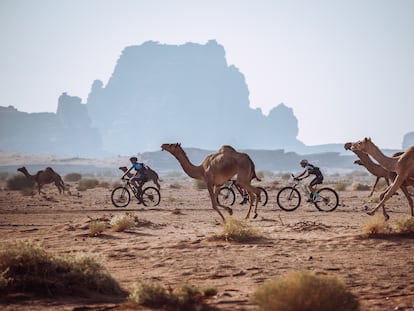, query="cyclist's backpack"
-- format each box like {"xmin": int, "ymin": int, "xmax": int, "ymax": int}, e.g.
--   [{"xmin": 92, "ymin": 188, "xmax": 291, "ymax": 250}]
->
[{"xmin": 308, "ymin": 164, "xmax": 322, "ymax": 176}]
